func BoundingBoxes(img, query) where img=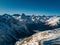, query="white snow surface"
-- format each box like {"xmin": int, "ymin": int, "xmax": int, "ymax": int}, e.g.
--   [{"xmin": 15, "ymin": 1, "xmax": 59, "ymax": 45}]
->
[
  {"xmin": 45, "ymin": 16, "xmax": 60, "ymax": 26},
  {"xmin": 15, "ymin": 28, "xmax": 60, "ymax": 45}
]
